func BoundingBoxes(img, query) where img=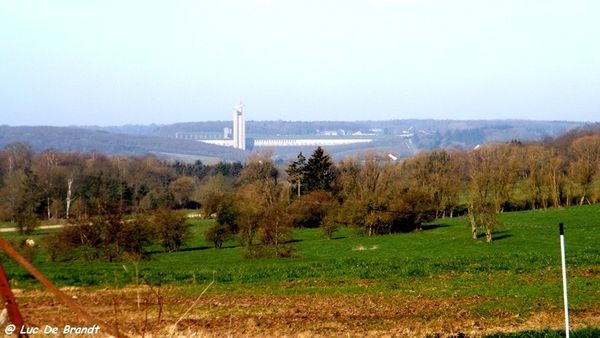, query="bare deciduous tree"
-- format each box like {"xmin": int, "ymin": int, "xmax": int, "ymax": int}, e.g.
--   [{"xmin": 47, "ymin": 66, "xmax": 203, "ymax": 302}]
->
[{"xmin": 568, "ymin": 135, "xmax": 600, "ymax": 205}]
